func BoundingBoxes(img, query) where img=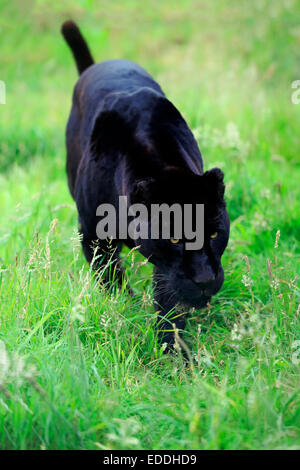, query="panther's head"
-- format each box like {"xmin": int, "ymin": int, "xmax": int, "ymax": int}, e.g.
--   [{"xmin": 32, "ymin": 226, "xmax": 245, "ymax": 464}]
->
[{"xmin": 130, "ymin": 166, "xmax": 230, "ymax": 307}]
